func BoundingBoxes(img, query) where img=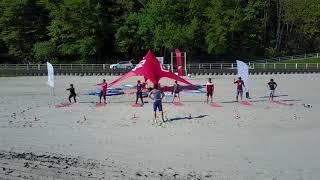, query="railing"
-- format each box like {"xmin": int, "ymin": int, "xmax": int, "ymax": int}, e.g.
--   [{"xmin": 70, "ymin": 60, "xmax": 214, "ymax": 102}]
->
[
  {"xmin": 0, "ymin": 63, "xmax": 319, "ymax": 71},
  {"xmin": 249, "ymin": 53, "xmax": 319, "ymax": 63},
  {"xmin": 185, "ymin": 63, "xmax": 320, "ymax": 70},
  {"xmin": 0, "ymin": 64, "xmax": 113, "ymax": 71}
]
